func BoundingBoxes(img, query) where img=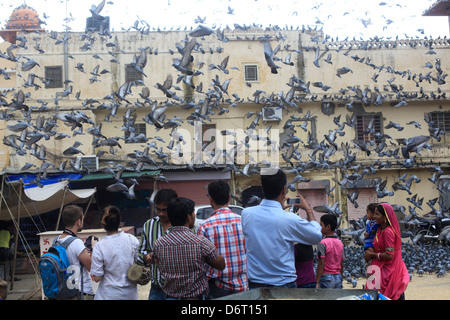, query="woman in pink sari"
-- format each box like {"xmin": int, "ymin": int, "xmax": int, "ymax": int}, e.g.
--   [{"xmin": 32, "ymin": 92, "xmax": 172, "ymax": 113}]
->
[{"xmin": 364, "ymin": 203, "xmax": 409, "ymax": 300}]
